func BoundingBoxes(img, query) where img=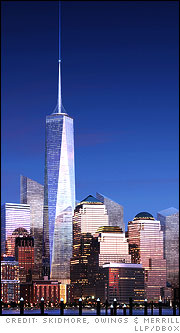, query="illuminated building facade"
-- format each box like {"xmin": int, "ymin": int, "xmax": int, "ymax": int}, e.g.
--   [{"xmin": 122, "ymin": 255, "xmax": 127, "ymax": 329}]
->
[
  {"xmin": 96, "ymin": 193, "xmax": 125, "ymax": 232},
  {"xmin": 128, "ymin": 212, "xmax": 166, "ymax": 302},
  {"xmin": 70, "ymin": 195, "xmax": 108, "ymax": 300},
  {"xmin": 94, "ymin": 226, "xmax": 131, "ymax": 266},
  {"xmin": 15, "ymin": 236, "xmax": 34, "ymax": 282},
  {"xmin": 20, "ymin": 176, "xmax": 44, "ymax": 279},
  {"xmin": 70, "ymin": 233, "xmax": 99, "ymax": 301},
  {"xmin": 96, "ymin": 263, "xmax": 144, "ymax": 303},
  {"xmin": 1, "ymin": 203, "xmax": 30, "ymax": 256},
  {"xmin": 32, "ymin": 280, "xmax": 61, "ymax": 304},
  {"xmin": 1, "ymin": 258, "xmax": 20, "ymax": 303},
  {"xmin": 43, "ymin": 54, "xmax": 75, "ymax": 284},
  {"xmin": 73, "ymin": 195, "xmax": 109, "ymax": 238},
  {"xmin": 157, "ymin": 207, "xmax": 179, "ymax": 294}
]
